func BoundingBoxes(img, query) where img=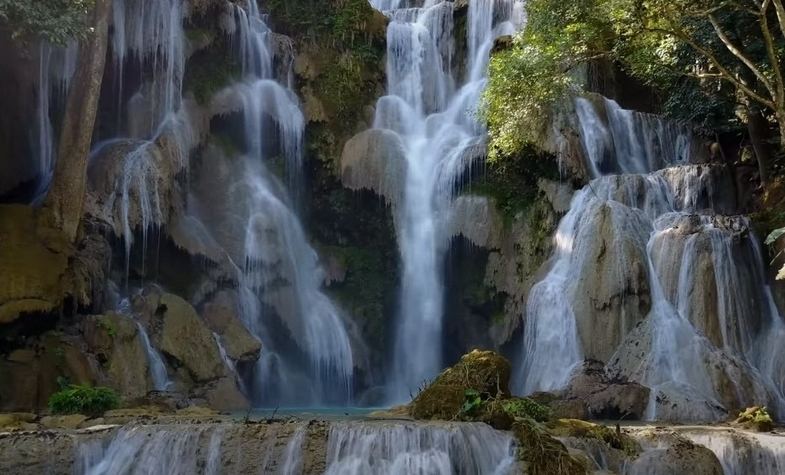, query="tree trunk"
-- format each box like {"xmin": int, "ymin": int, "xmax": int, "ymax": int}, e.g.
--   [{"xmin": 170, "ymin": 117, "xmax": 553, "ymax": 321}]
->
[
  {"xmin": 747, "ymin": 103, "xmax": 774, "ymax": 184},
  {"xmin": 42, "ymin": 0, "xmax": 112, "ymax": 242}
]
